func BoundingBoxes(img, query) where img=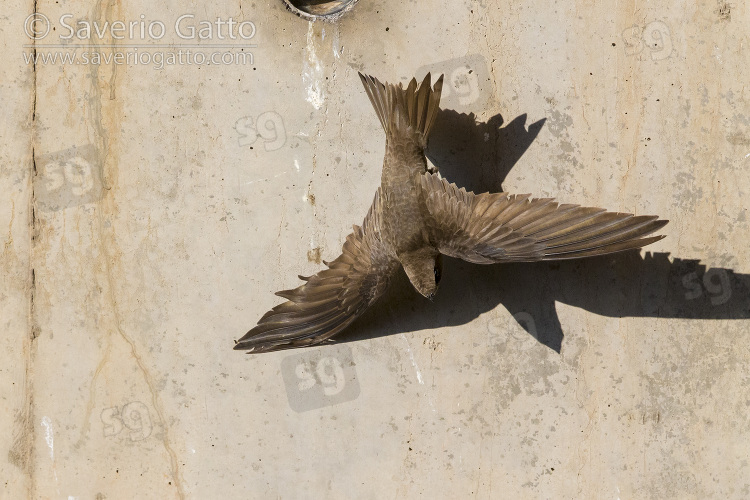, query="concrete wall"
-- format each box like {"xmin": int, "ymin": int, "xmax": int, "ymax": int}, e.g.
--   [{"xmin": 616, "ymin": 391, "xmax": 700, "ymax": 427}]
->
[{"xmin": 3, "ymin": 0, "xmax": 749, "ymax": 498}]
